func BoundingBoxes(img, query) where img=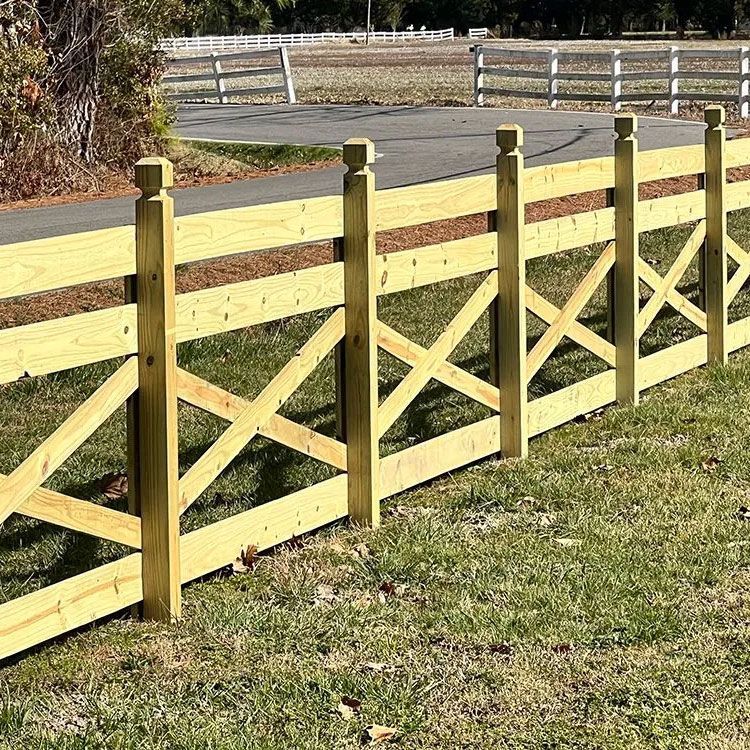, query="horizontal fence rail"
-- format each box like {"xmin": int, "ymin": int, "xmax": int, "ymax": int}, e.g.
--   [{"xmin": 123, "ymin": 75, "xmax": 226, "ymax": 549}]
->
[
  {"xmin": 163, "ymin": 47, "xmax": 296, "ymax": 104},
  {"xmin": 160, "ymin": 28, "xmax": 455, "ymax": 52},
  {"xmin": 2, "ymin": 107, "xmax": 750, "ymax": 660},
  {"xmin": 473, "ymin": 45, "xmax": 750, "ymax": 117}
]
